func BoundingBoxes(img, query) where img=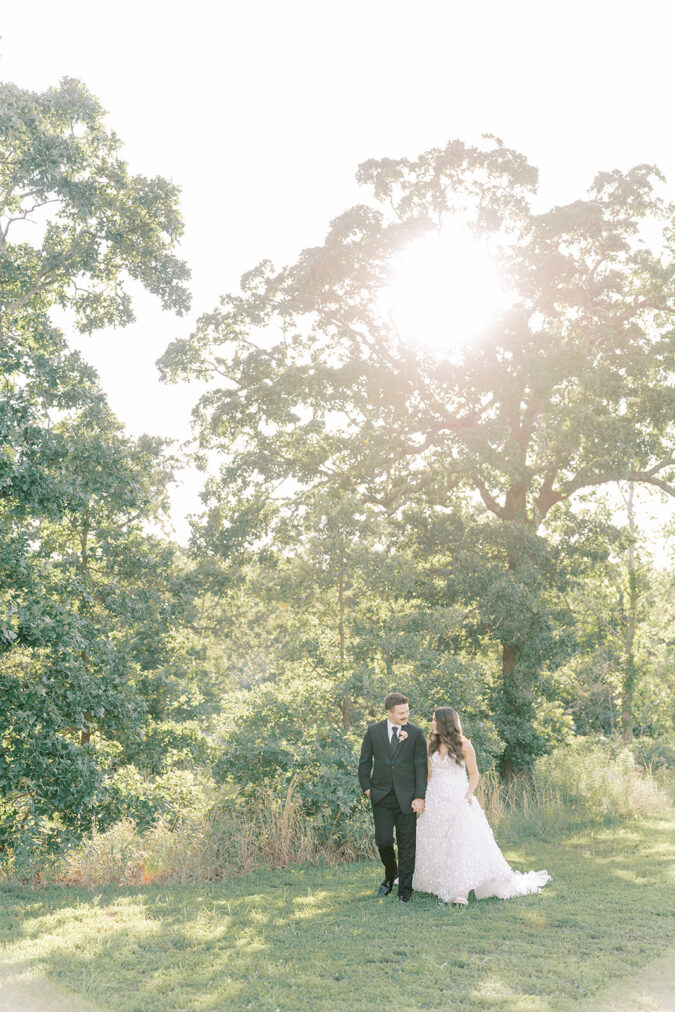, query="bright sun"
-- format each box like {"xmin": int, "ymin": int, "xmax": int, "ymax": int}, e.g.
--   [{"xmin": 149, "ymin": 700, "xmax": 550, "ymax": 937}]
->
[{"xmin": 381, "ymin": 224, "xmax": 507, "ymax": 355}]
